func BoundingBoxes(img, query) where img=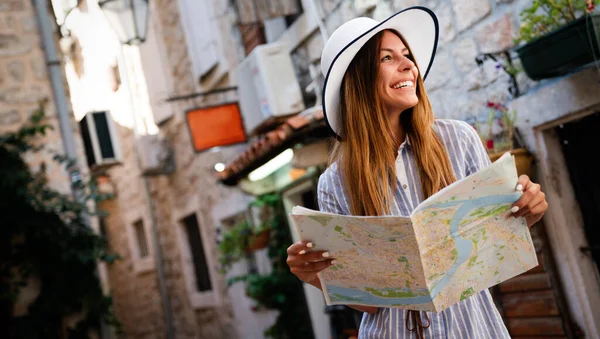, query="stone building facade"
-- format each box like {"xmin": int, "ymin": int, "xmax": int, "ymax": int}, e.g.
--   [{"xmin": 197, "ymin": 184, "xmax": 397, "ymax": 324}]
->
[
  {"xmin": 52, "ymin": 0, "xmax": 279, "ymax": 338},
  {"xmin": 0, "ymin": 0, "xmax": 75, "ymax": 193},
  {"xmin": 287, "ymin": 0, "xmax": 600, "ymax": 338},
  {"xmin": 11, "ymin": 0, "xmax": 597, "ymax": 337}
]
